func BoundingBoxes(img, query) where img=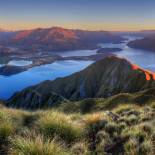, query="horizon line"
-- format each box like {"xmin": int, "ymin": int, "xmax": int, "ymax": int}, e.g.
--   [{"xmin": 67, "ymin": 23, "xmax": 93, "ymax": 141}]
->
[{"xmin": 1, "ymin": 26, "xmax": 155, "ymax": 32}]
